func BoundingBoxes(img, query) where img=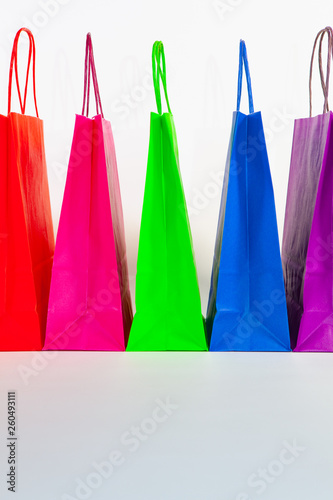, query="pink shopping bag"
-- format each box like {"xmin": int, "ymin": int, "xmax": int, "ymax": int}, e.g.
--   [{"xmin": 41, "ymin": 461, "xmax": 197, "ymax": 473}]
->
[{"xmin": 44, "ymin": 33, "xmax": 132, "ymax": 350}]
